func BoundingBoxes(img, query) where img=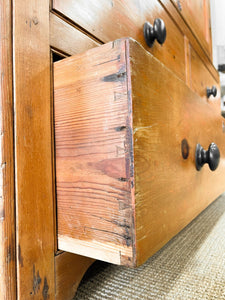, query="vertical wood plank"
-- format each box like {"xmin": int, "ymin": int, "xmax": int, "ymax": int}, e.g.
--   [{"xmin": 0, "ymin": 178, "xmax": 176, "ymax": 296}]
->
[
  {"xmin": 0, "ymin": 0, "xmax": 16, "ymax": 298},
  {"xmin": 13, "ymin": 0, "xmax": 55, "ymax": 298}
]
